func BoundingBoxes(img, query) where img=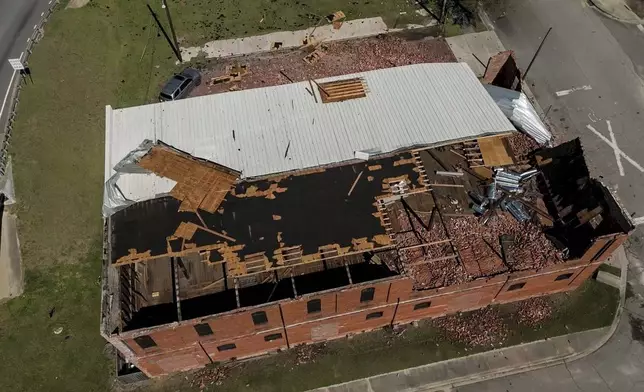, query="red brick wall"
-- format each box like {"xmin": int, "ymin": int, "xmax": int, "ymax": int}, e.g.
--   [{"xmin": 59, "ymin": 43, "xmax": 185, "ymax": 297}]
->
[
  {"xmin": 201, "ymin": 328, "xmax": 288, "ymax": 362},
  {"xmin": 118, "ymin": 238, "xmax": 627, "ymax": 377},
  {"xmin": 335, "ymin": 280, "xmax": 391, "ymax": 313},
  {"xmin": 286, "ymin": 304, "xmax": 397, "ymax": 346},
  {"xmin": 280, "ymin": 291, "xmax": 337, "ymax": 325},
  {"xmin": 136, "ymin": 342, "xmax": 211, "ymax": 377}
]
